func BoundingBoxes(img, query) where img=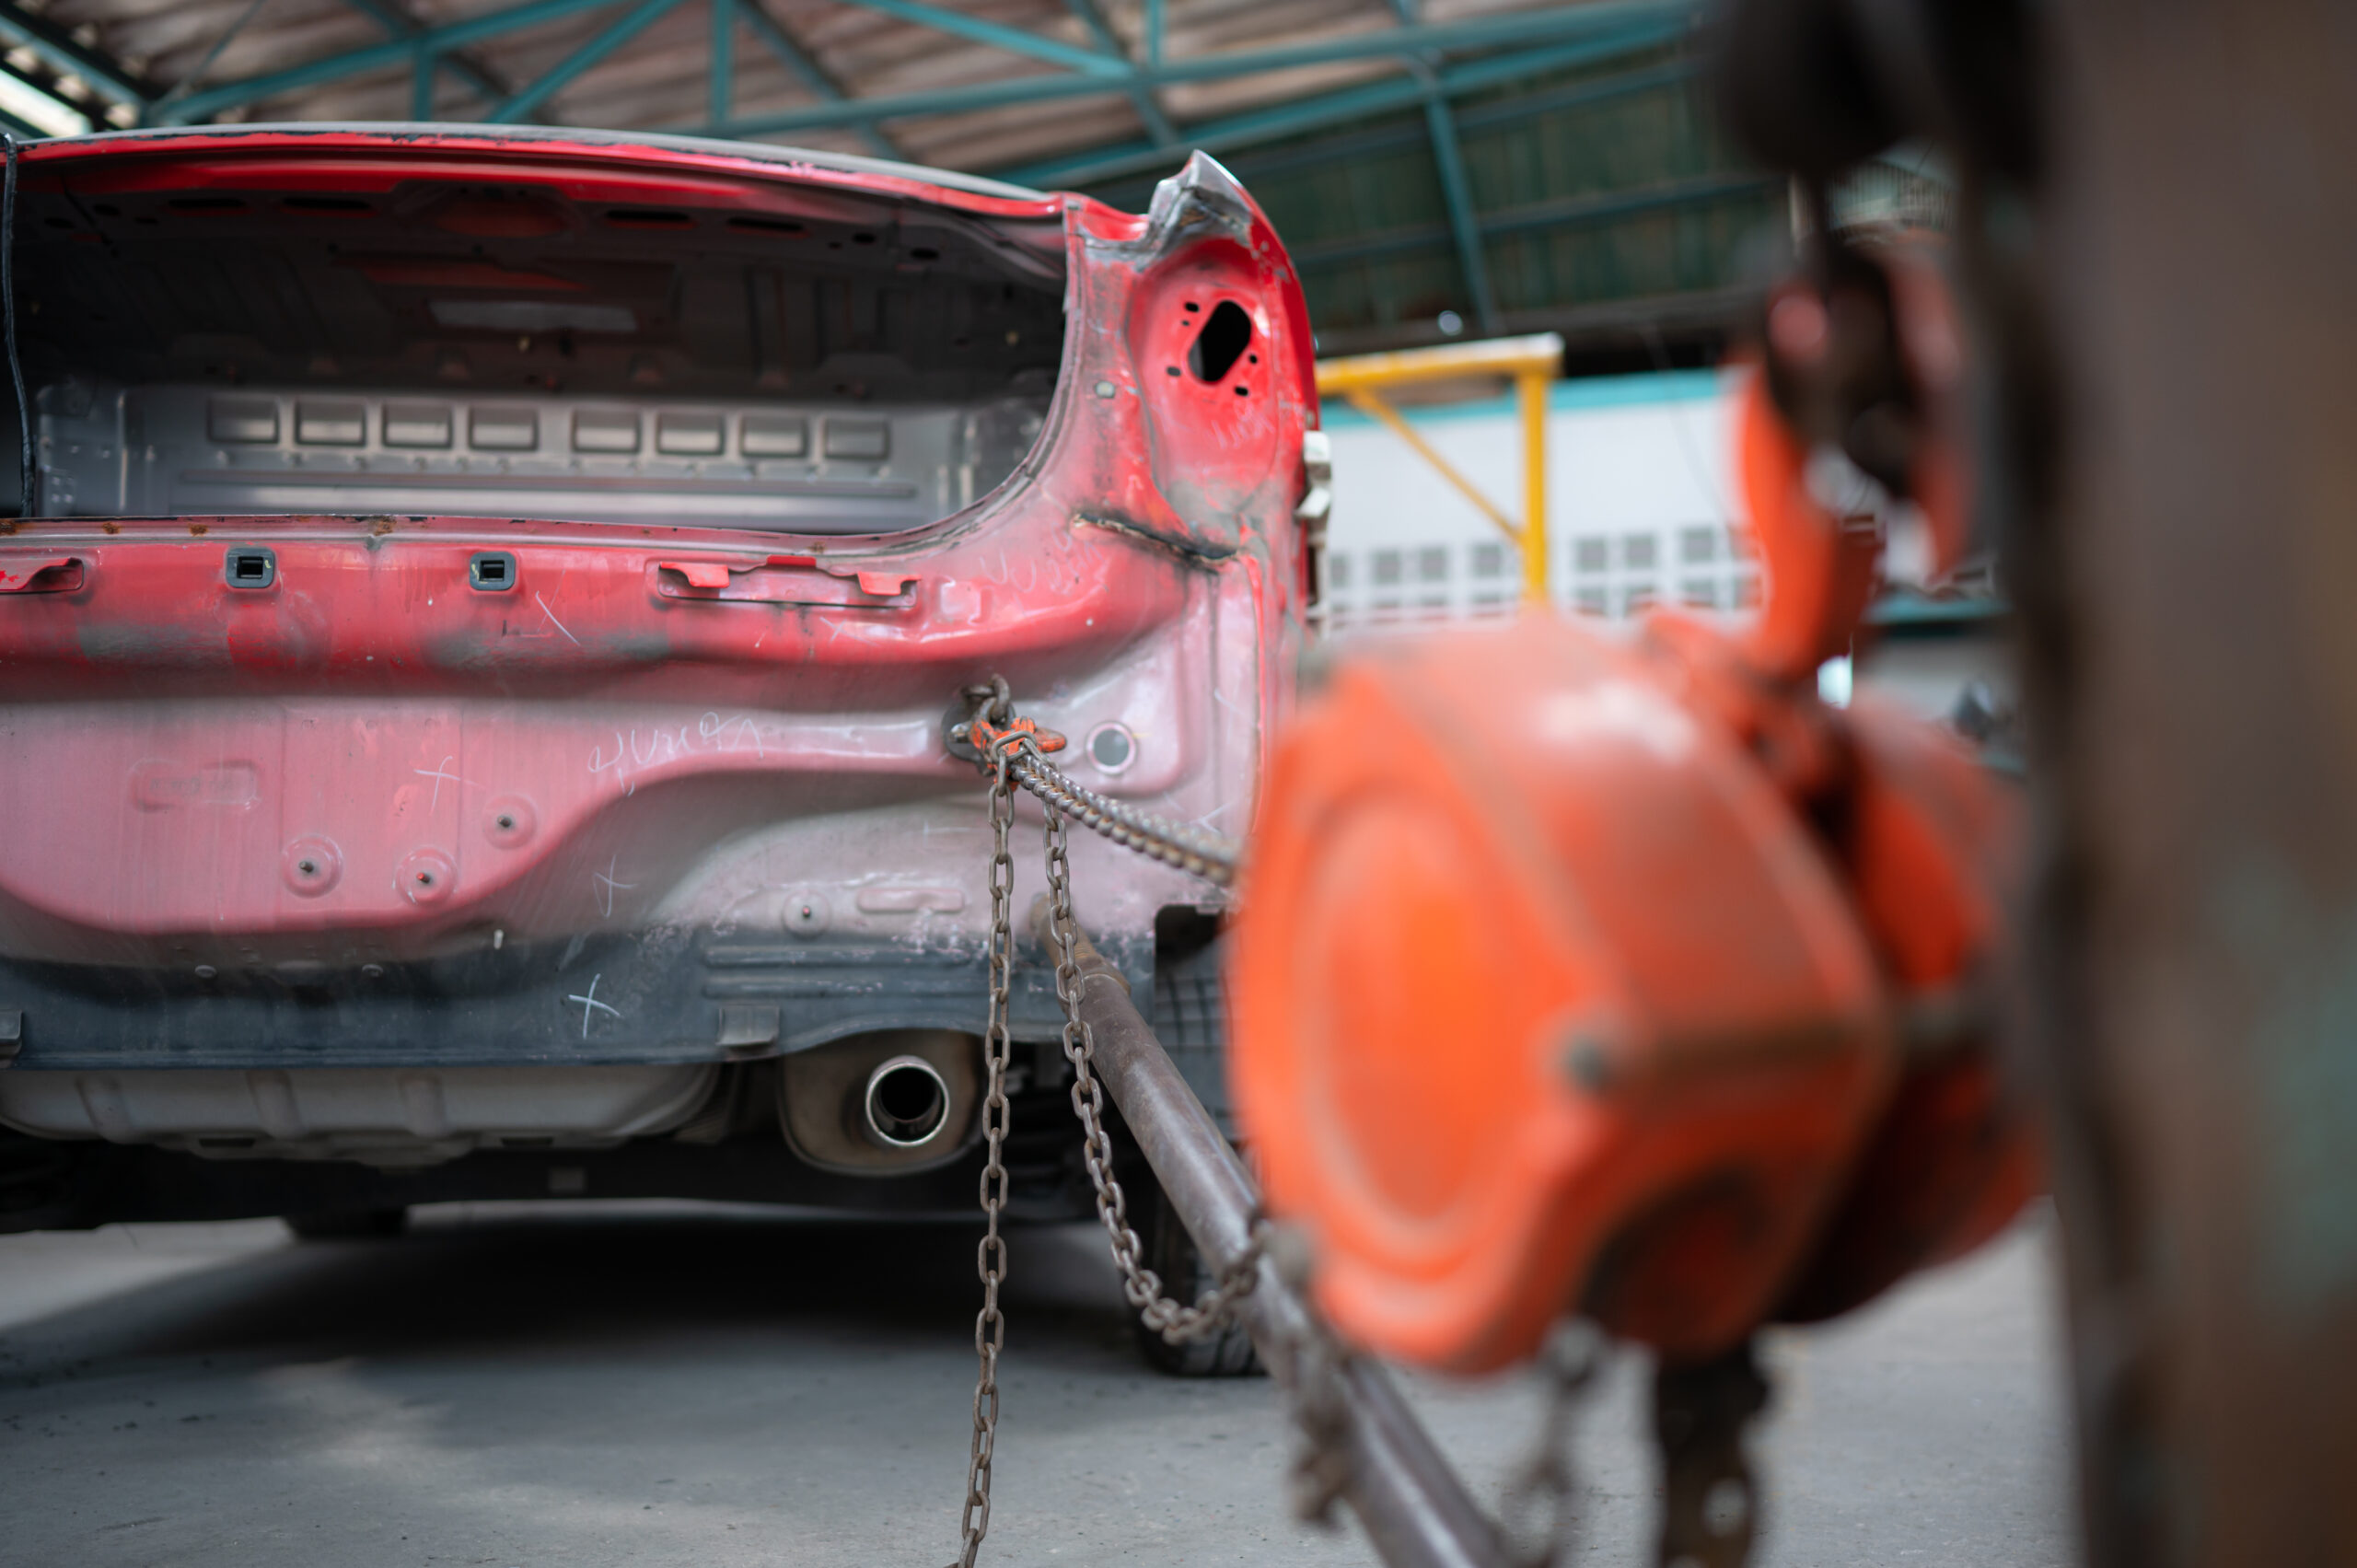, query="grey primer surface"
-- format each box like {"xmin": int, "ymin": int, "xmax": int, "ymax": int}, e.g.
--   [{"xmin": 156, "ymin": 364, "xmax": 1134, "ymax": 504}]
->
[
  {"xmin": 7, "ymin": 149, "xmax": 1070, "ymax": 530},
  {"xmin": 37, "ymin": 384, "xmax": 1048, "ymax": 532},
  {"xmin": 0, "ymin": 1205, "xmax": 2073, "ymax": 1567}
]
